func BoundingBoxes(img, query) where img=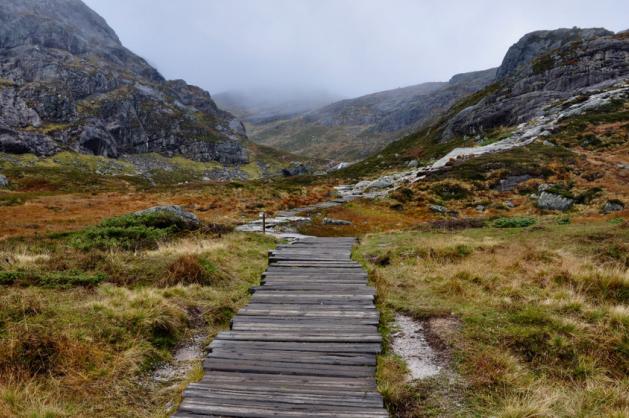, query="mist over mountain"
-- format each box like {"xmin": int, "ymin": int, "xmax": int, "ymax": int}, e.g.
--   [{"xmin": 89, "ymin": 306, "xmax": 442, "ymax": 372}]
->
[
  {"xmin": 214, "ymin": 88, "xmax": 344, "ymax": 124},
  {"xmin": 246, "ymin": 68, "xmax": 497, "ymax": 161}
]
